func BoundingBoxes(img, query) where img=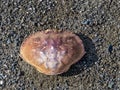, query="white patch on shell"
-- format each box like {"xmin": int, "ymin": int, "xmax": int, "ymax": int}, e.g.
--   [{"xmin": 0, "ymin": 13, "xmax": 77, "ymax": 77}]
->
[{"xmin": 37, "ymin": 46, "xmax": 65, "ymax": 69}]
